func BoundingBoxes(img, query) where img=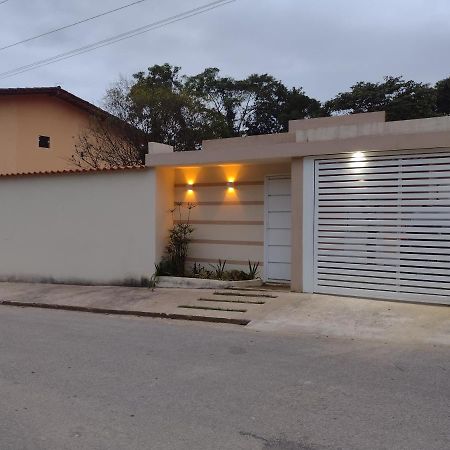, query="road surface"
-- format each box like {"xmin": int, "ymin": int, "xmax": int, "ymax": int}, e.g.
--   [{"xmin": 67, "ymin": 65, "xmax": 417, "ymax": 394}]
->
[{"xmin": 0, "ymin": 306, "xmax": 448, "ymax": 449}]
